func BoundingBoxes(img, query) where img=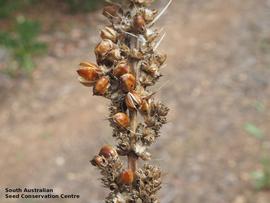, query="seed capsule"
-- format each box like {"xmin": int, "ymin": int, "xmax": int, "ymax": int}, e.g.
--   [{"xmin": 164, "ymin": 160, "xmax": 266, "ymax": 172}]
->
[
  {"xmin": 103, "ymin": 5, "xmax": 120, "ymax": 18},
  {"xmin": 133, "ymin": 0, "xmax": 151, "ymax": 4},
  {"xmin": 112, "ymin": 112, "xmax": 130, "ymax": 128},
  {"xmin": 107, "ymin": 48, "xmax": 121, "ymax": 62},
  {"xmin": 95, "ymin": 39, "xmax": 114, "ymax": 58},
  {"xmin": 140, "ymin": 99, "xmax": 151, "ymax": 114},
  {"xmin": 99, "ymin": 145, "xmax": 118, "ymax": 159},
  {"xmin": 94, "ymin": 76, "xmax": 110, "ymax": 95},
  {"xmin": 145, "ymin": 29, "xmax": 159, "ymax": 43},
  {"xmin": 113, "ymin": 61, "xmax": 130, "ymax": 77},
  {"xmin": 121, "ymin": 73, "xmax": 136, "ymax": 92},
  {"xmin": 125, "ymin": 91, "xmax": 142, "ymax": 110},
  {"xmin": 91, "ymin": 155, "xmax": 107, "ymax": 167},
  {"xmin": 142, "ymin": 64, "xmax": 160, "ymax": 78},
  {"xmin": 77, "ymin": 62, "xmax": 101, "ymax": 83},
  {"xmin": 155, "ymin": 53, "xmax": 167, "ymax": 65},
  {"xmin": 100, "ymin": 27, "xmax": 118, "ymax": 43},
  {"xmin": 133, "ymin": 14, "xmax": 146, "ymax": 32},
  {"xmin": 143, "ymin": 9, "xmax": 158, "ymax": 22},
  {"xmin": 119, "ymin": 169, "xmax": 134, "ymax": 185}
]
